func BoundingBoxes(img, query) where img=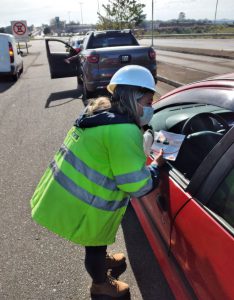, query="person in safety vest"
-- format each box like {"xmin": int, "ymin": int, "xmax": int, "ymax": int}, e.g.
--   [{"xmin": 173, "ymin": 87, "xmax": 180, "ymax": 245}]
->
[{"xmin": 30, "ymin": 65, "xmax": 164, "ymax": 299}]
